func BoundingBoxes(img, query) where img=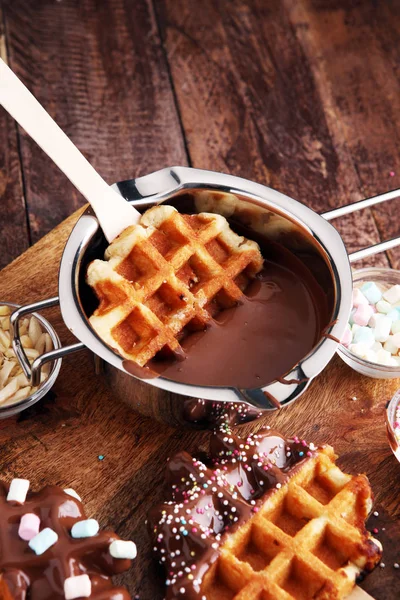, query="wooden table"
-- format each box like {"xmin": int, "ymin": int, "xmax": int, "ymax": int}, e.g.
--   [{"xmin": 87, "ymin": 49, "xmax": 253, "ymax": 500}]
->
[{"xmin": 0, "ymin": 1, "xmax": 399, "ymax": 598}]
